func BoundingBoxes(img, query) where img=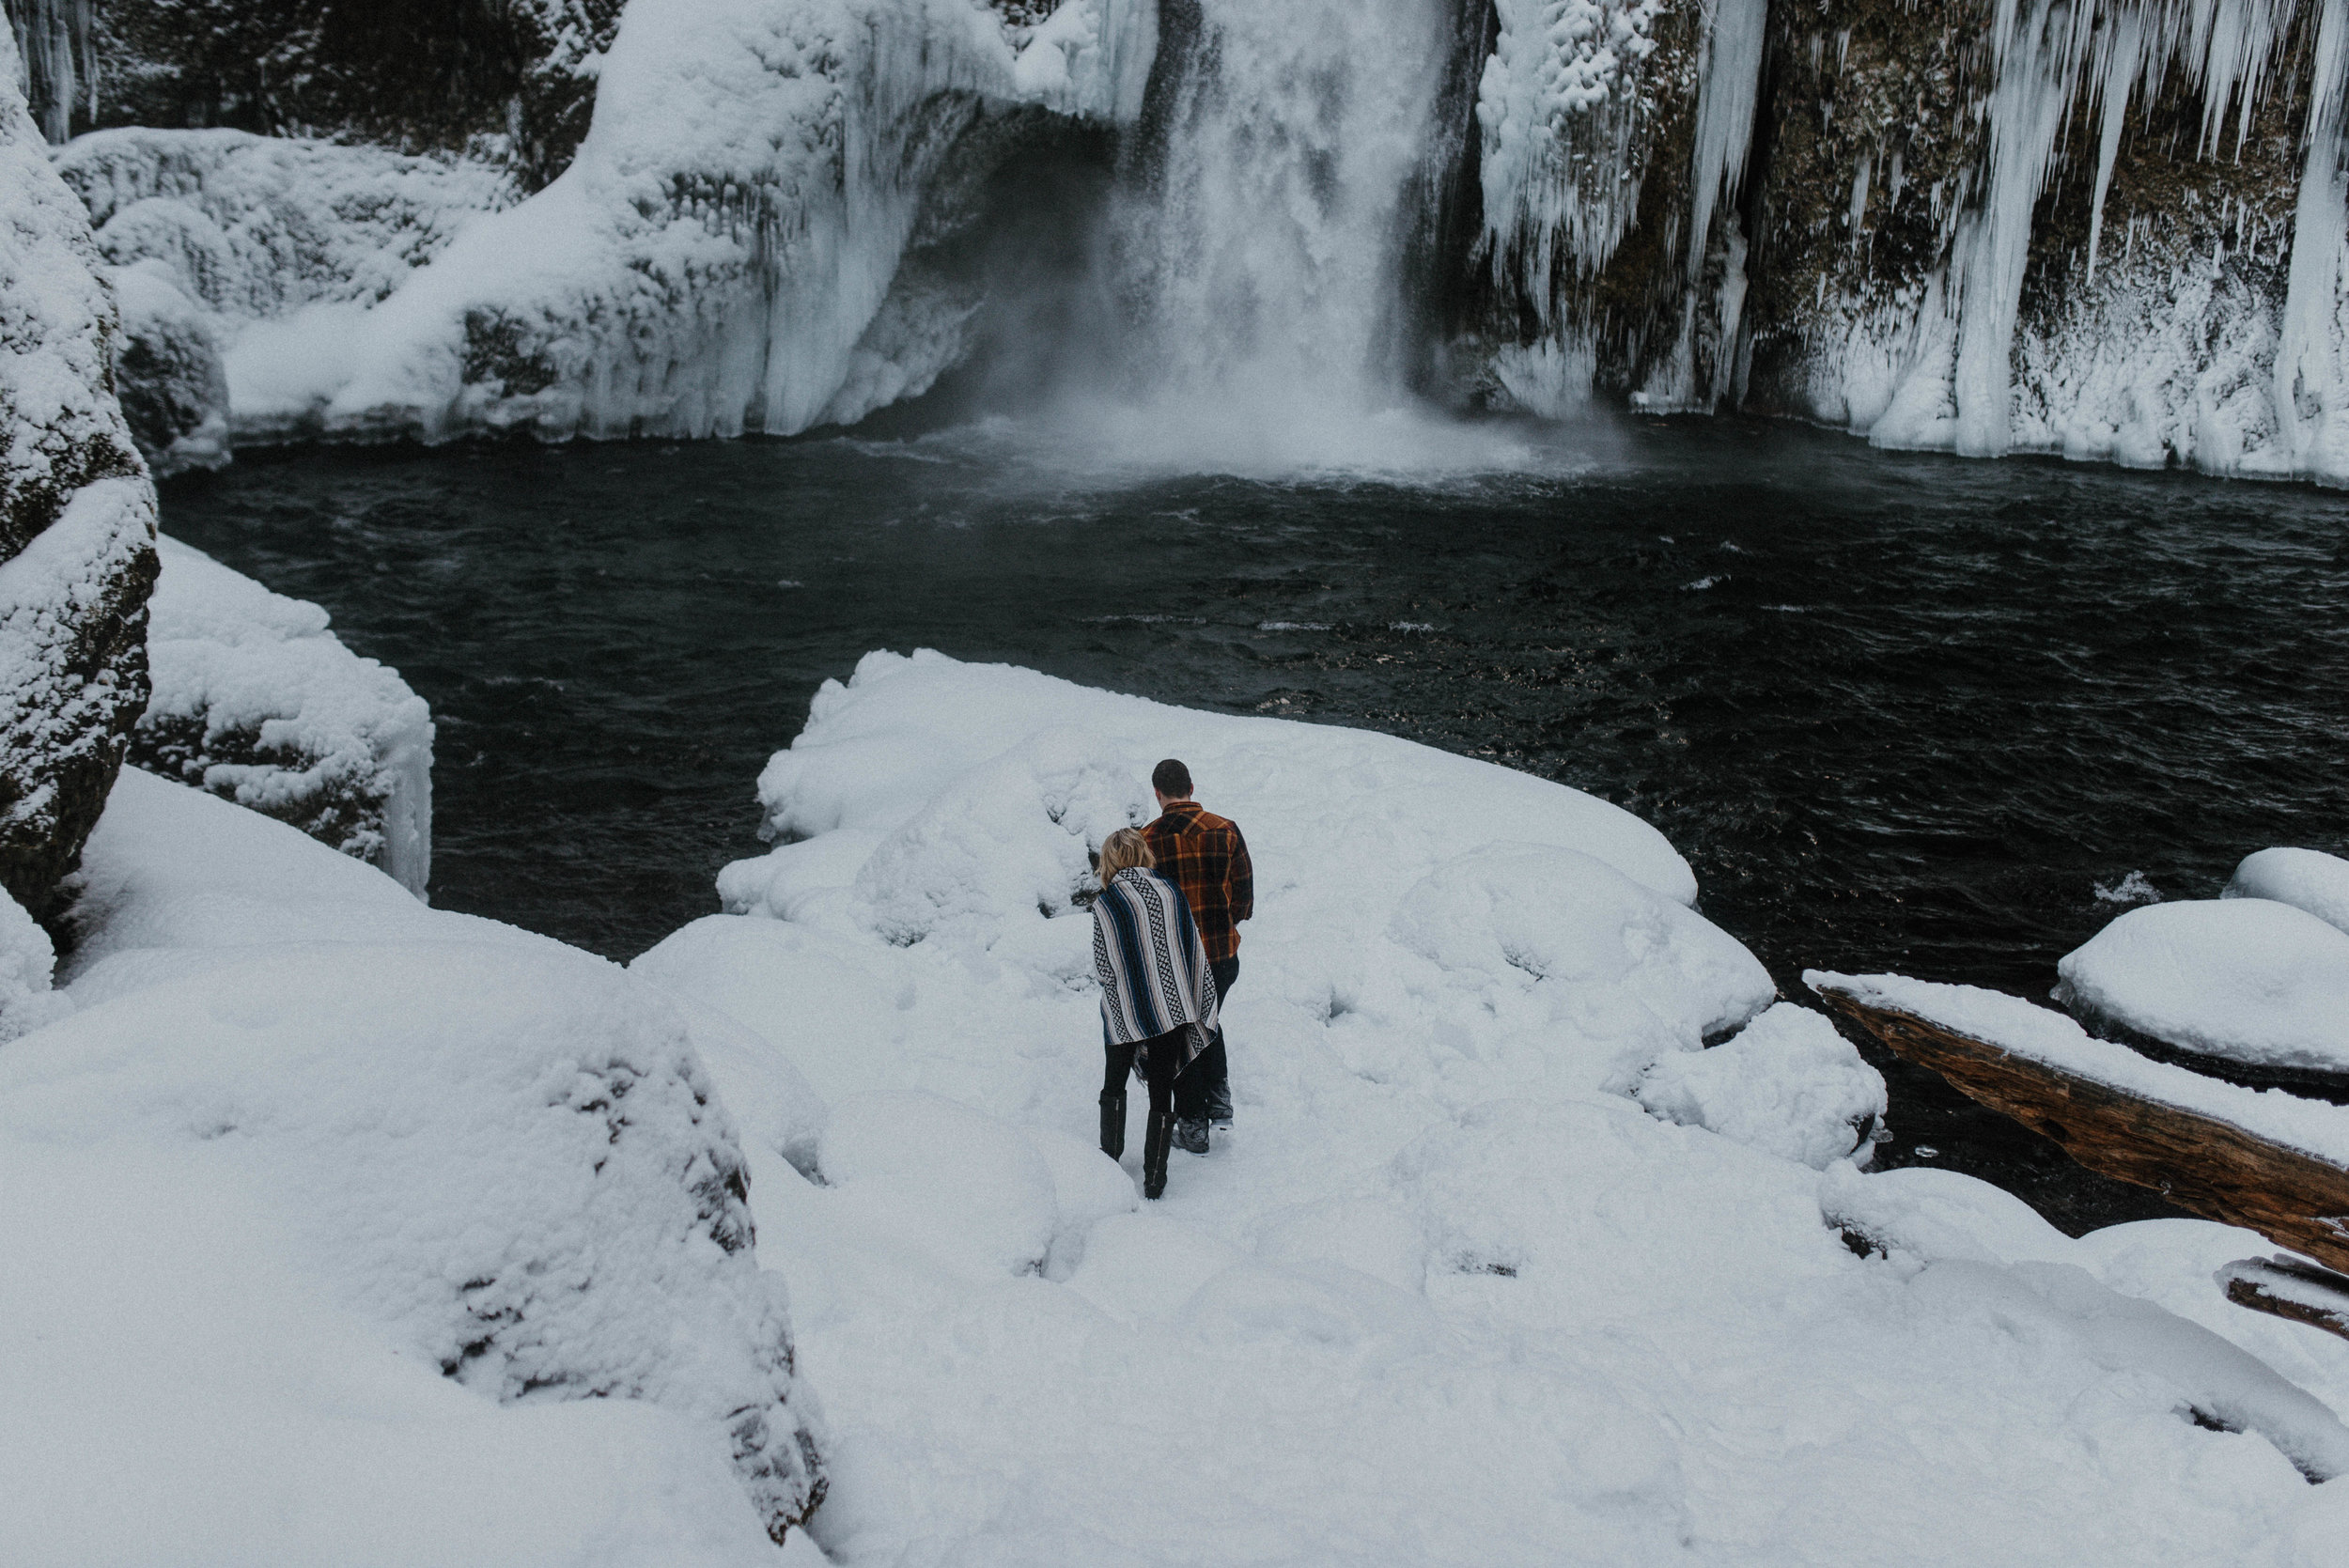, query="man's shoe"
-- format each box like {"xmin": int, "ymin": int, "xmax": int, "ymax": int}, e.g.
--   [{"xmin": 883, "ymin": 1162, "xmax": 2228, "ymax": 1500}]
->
[
  {"xmin": 1206, "ymin": 1081, "xmax": 1234, "ymax": 1125},
  {"xmin": 1174, "ymin": 1117, "xmax": 1210, "ymax": 1157},
  {"xmin": 1143, "ymin": 1110, "xmax": 1174, "ymax": 1200},
  {"xmin": 1098, "ymin": 1089, "xmax": 1127, "ymax": 1161}
]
